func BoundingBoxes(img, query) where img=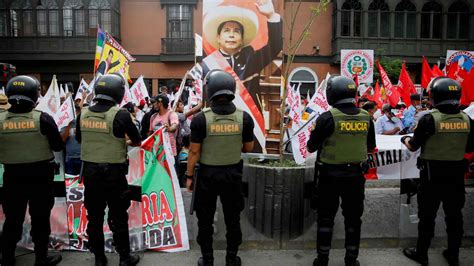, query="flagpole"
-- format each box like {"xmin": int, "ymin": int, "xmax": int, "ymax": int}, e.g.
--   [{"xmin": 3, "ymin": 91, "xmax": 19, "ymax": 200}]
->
[
  {"xmin": 172, "ymin": 71, "xmax": 190, "ymax": 111},
  {"xmin": 280, "ymin": 113, "xmax": 318, "ymax": 147}
]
